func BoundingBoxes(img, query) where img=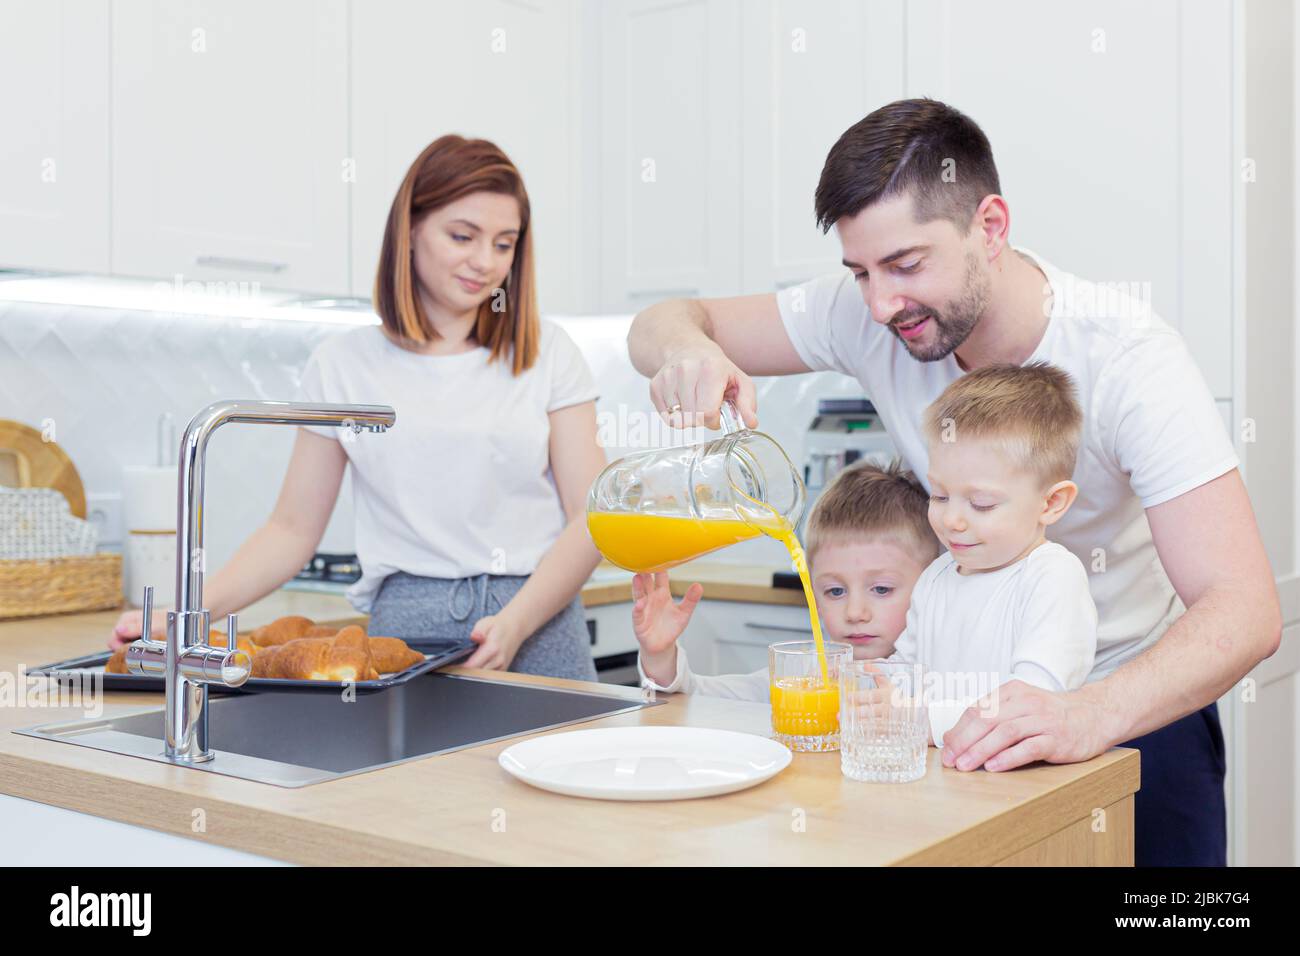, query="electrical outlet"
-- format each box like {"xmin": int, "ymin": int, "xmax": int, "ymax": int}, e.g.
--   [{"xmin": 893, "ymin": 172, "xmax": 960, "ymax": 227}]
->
[{"xmin": 85, "ymin": 492, "xmax": 123, "ymax": 548}]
